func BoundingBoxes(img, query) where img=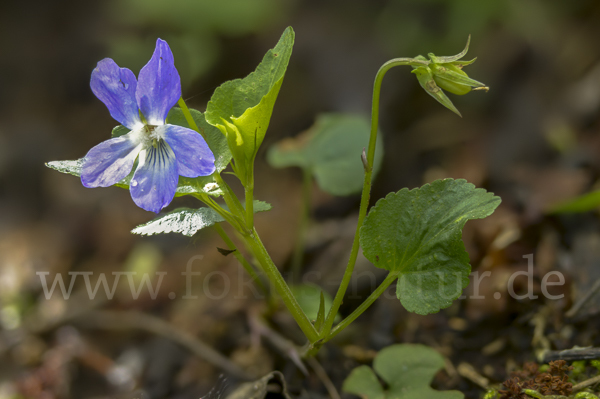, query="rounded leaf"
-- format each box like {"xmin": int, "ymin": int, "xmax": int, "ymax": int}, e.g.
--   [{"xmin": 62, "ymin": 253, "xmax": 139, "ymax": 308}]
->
[
  {"xmin": 268, "ymin": 113, "xmax": 384, "ymax": 196},
  {"xmin": 360, "ymin": 179, "xmax": 501, "ymax": 314}
]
